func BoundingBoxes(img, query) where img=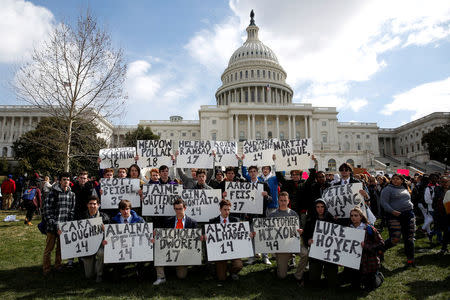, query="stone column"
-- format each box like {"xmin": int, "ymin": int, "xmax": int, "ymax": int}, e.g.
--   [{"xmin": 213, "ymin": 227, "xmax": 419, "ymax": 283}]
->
[
  {"xmin": 264, "ymin": 115, "xmax": 268, "ymax": 139},
  {"xmin": 268, "ymin": 87, "xmax": 272, "ymax": 103},
  {"xmin": 228, "ymin": 115, "xmax": 233, "ymax": 140},
  {"xmin": 235, "ymin": 114, "xmax": 239, "ymax": 140},
  {"xmin": 307, "ymin": 116, "xmax": 311, "ymax": 139},
  {"xmin": 252, "ymin": 114, "xmax": 256, "ymax": 139},
  {"xmin": 304, "ymin": 115, "xmax": 308, "ymax": 139},
  {"xmin": 1, "ymin": 117, "xmax": 6, "ymax": 141},
  {"xmin": 288, "ymin": 116, "xmax": 292, "ymax": 139},
  {"xmin": 384, "ymin": 137, "xmax": 387, "ymax": 156},
  {"xmin": 9, "ymin": 117, "xmax": 15, "ymax": 142},
  {"xmin": 292, "ymin": 115, "xmax": 296, "ymax": 138},
  {"xmin": 389, "ymin": 138, "xmax": 393, "ymax": 155},
  {"xmin": 240, "ymin": 88, "xmax": 244, "ymax": 103},
  {"xmin": 19, "ymin": 116, "xmax": 23, "ymax": 136},
  {"xmin": 262, "ymin": 86, "xmax": 266, "ymax": 103},
  {"xmin": 276, "ymin": 115, "xmax": 280, "ymax": 138},
  {"xmin": 234, "ymin": 89, "xmax": 237, "ymax": 103},
  {"xmin": 247, "ymin": 115, "xmax": 251, "ymax": 140}
]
